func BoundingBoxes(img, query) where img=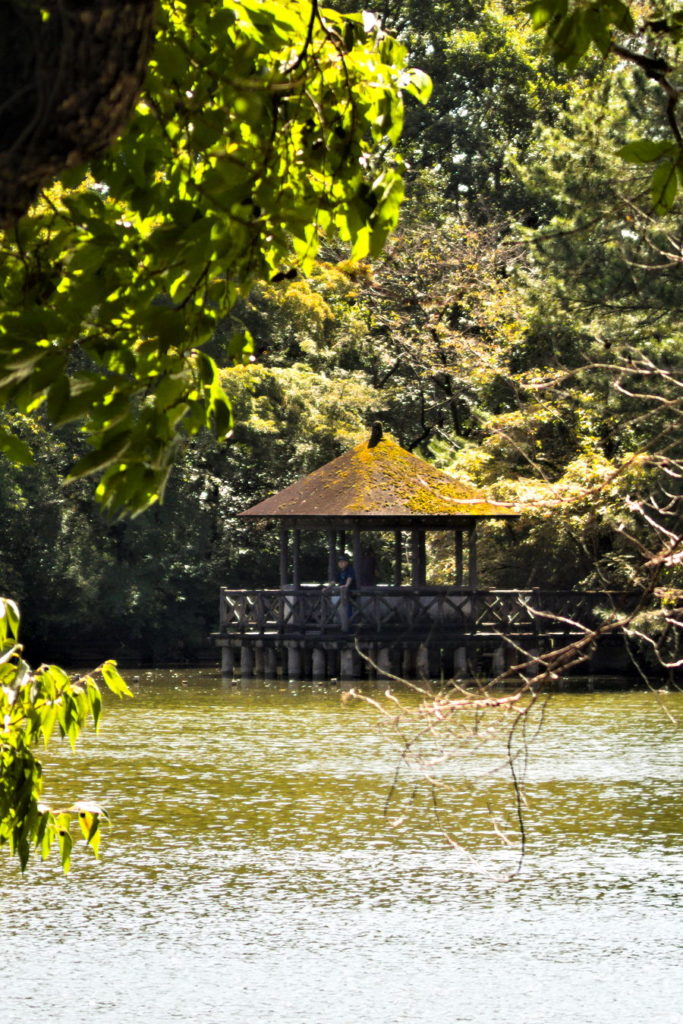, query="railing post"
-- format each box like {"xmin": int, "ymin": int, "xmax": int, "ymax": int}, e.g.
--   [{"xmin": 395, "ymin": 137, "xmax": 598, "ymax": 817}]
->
[
  {"xmin": 254, "ymin": 592, "xmax": 265, "ymax": 633},
  {"xmin": 340, "ymin": 587, "xmax": 349, "ymax": 631},
  {"xmin": 532, "ymin": 587, "xmax": 541, "ymax": 635}
]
